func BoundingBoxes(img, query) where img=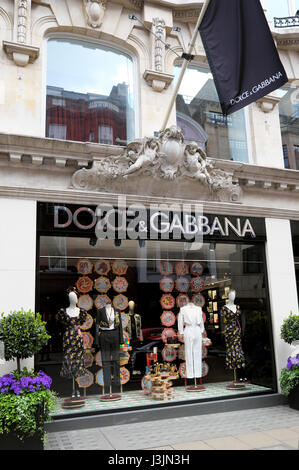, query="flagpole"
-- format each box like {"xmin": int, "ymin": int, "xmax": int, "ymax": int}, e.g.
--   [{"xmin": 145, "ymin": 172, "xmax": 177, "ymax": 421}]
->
[{"xmin": 160, "ymin": 0, "xmax": 211, "ymax": 132}]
